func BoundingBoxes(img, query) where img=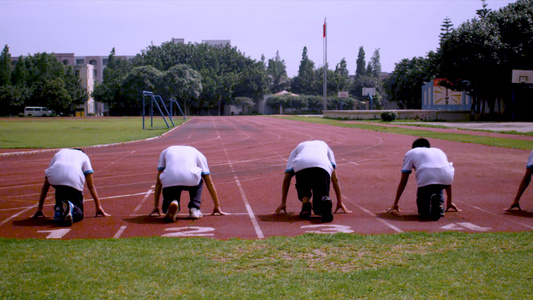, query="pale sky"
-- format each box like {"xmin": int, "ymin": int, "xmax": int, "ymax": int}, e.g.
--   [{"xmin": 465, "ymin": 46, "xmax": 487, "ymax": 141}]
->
[{"xmin": 0, "ymin": 0, "xmax": 518, "ymax": 77}]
